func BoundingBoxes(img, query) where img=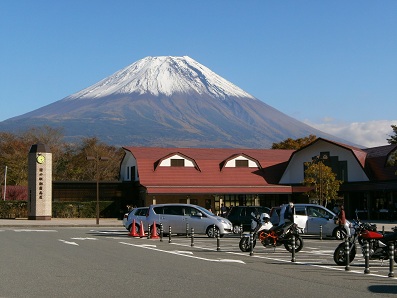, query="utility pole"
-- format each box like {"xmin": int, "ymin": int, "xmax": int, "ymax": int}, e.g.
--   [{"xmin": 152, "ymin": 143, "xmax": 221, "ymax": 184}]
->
[
  {"xmin": 86, "ymin": 154, "xmax": 109, "ymax": 225},
  {"xmin": 3, "ymin": 166, "xmax": 7, "ymax": 201}
]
